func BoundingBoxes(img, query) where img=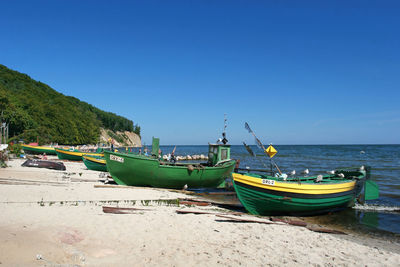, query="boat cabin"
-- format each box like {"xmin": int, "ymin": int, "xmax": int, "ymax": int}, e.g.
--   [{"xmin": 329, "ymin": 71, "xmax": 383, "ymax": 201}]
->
[
  {"xmin": 208, "ymin": 144, "xmax": 231, "ymax": 165},
  {"xmin": 150, "ymin": 137, "xmax": 231, "ymax": 166},
  {"xmin": 151, "ymin": 137, "xmax": 160, "ymax": 158}
]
